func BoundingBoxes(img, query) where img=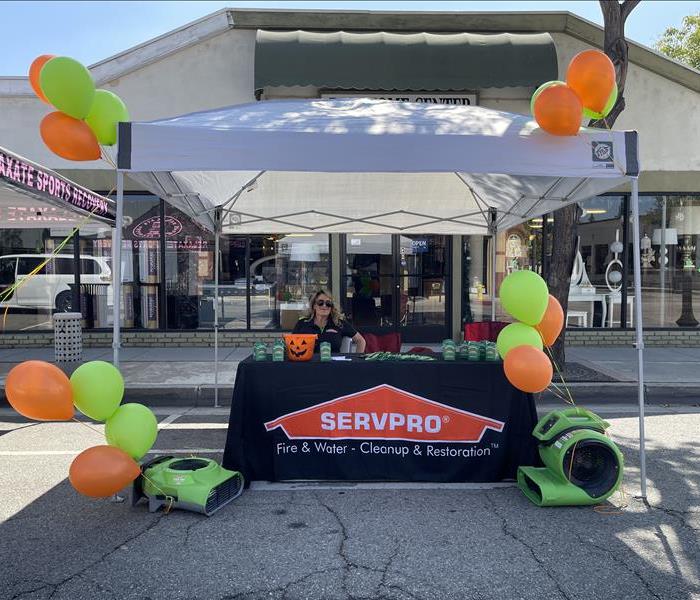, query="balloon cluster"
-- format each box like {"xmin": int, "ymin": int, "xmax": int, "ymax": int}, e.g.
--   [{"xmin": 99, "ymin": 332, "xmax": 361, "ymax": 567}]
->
[
  {"xmin": 496, "ymin": 271, "xmax": 564, "ymax": 393},
  {"xmin": 531, "ymin": 49, "xmax": 617, "ymax": 136},
  {"xmin": 29, "ymin": 55, "xmax": 129, "ymax": 161},
  {"xmin": 5, "ymin": 360, "xmax": 157, "ymax": 498}
]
